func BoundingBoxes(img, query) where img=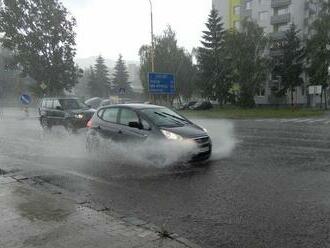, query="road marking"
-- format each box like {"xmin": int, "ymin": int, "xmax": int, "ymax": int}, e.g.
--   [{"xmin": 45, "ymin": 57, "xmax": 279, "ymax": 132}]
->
[
  {"xmin": 306, "ymin": 119, "xmax": 327, "ymax": 123},
  {"xmin": 294, "ymin": 119, "xmax": 312, "ymax": 123},
  {"xmin": 280, "ymin": 119, "xmax": 300, "ymax": 123}
]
